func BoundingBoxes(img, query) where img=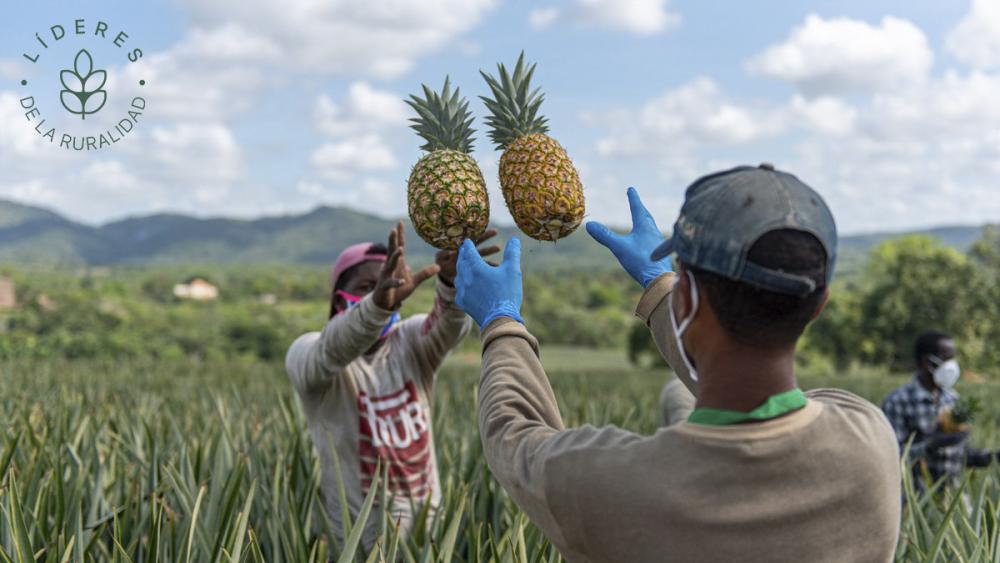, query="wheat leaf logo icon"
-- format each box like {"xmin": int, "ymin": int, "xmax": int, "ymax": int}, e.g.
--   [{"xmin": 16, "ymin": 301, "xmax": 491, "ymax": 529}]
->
[{"xmin": 60, "ymin": 49, "xmax": 107, "ymax": 120}]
